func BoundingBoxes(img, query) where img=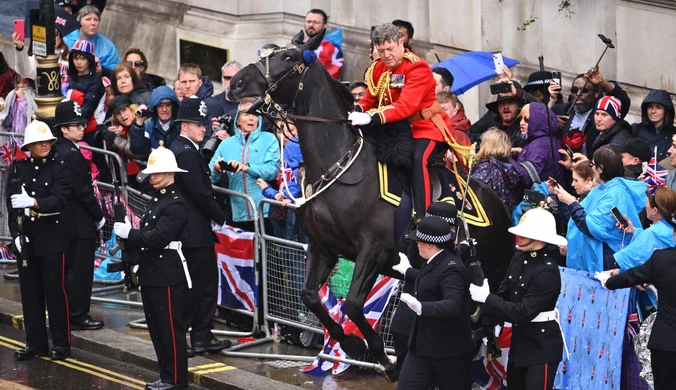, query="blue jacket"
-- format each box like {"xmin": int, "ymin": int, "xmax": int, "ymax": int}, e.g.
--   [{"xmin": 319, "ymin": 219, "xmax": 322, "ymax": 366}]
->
[
  {"xmin": 129, "ymin": 86, "xmax": 180, "ymax": 155},
  {"xmin": 209, "ymin": 112, "xmax": 280, "ymax": 222},
  {"xmin": 64, "ymin": 30, "xmax": 120, "ymax": 72},
  {"xmin": 284, "ymin": 137, "xmax": 303, "ymax": 178},
  {"xmin": 261, "ymin": 161, "xmax": 302, "ymax": 200},
  {"xmin": 566, "ymin": 177, "xmax": 647, "ymax": 272}
]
